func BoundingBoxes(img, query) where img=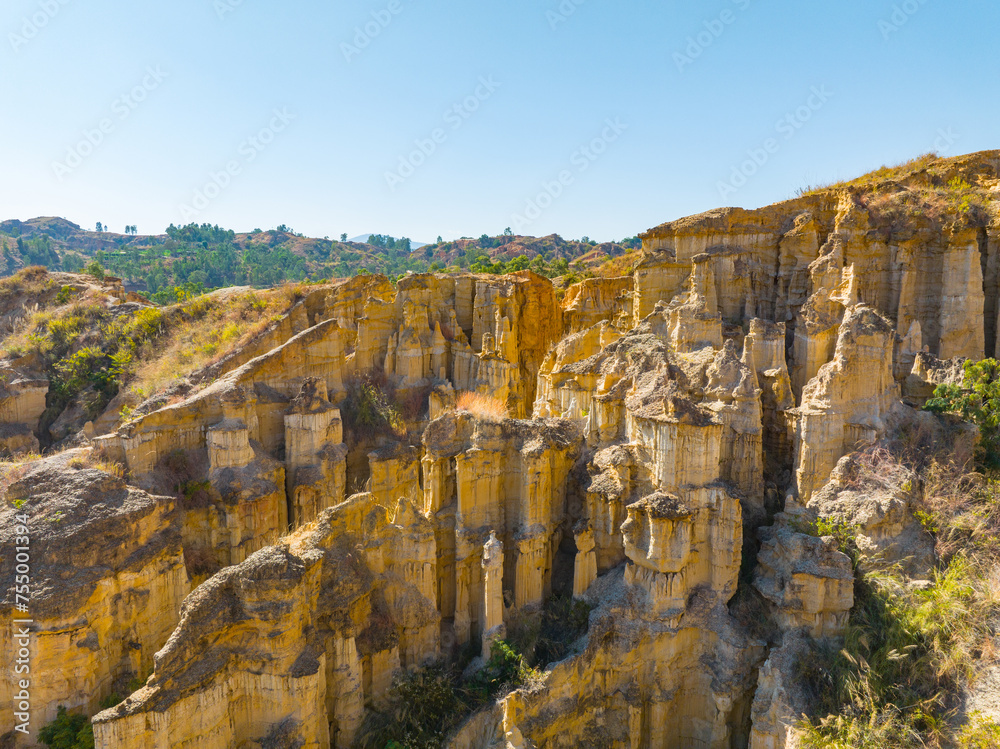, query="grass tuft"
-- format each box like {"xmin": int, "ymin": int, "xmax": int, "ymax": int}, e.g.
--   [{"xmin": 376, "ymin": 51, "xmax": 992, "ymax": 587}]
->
[
  {"xmin": 455, "ymin": 391, "xmax": 507, "ymax": 422},
  {"xmin": 797, "ymin": 413, "xmax": 1000, "ymax": 746}
]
